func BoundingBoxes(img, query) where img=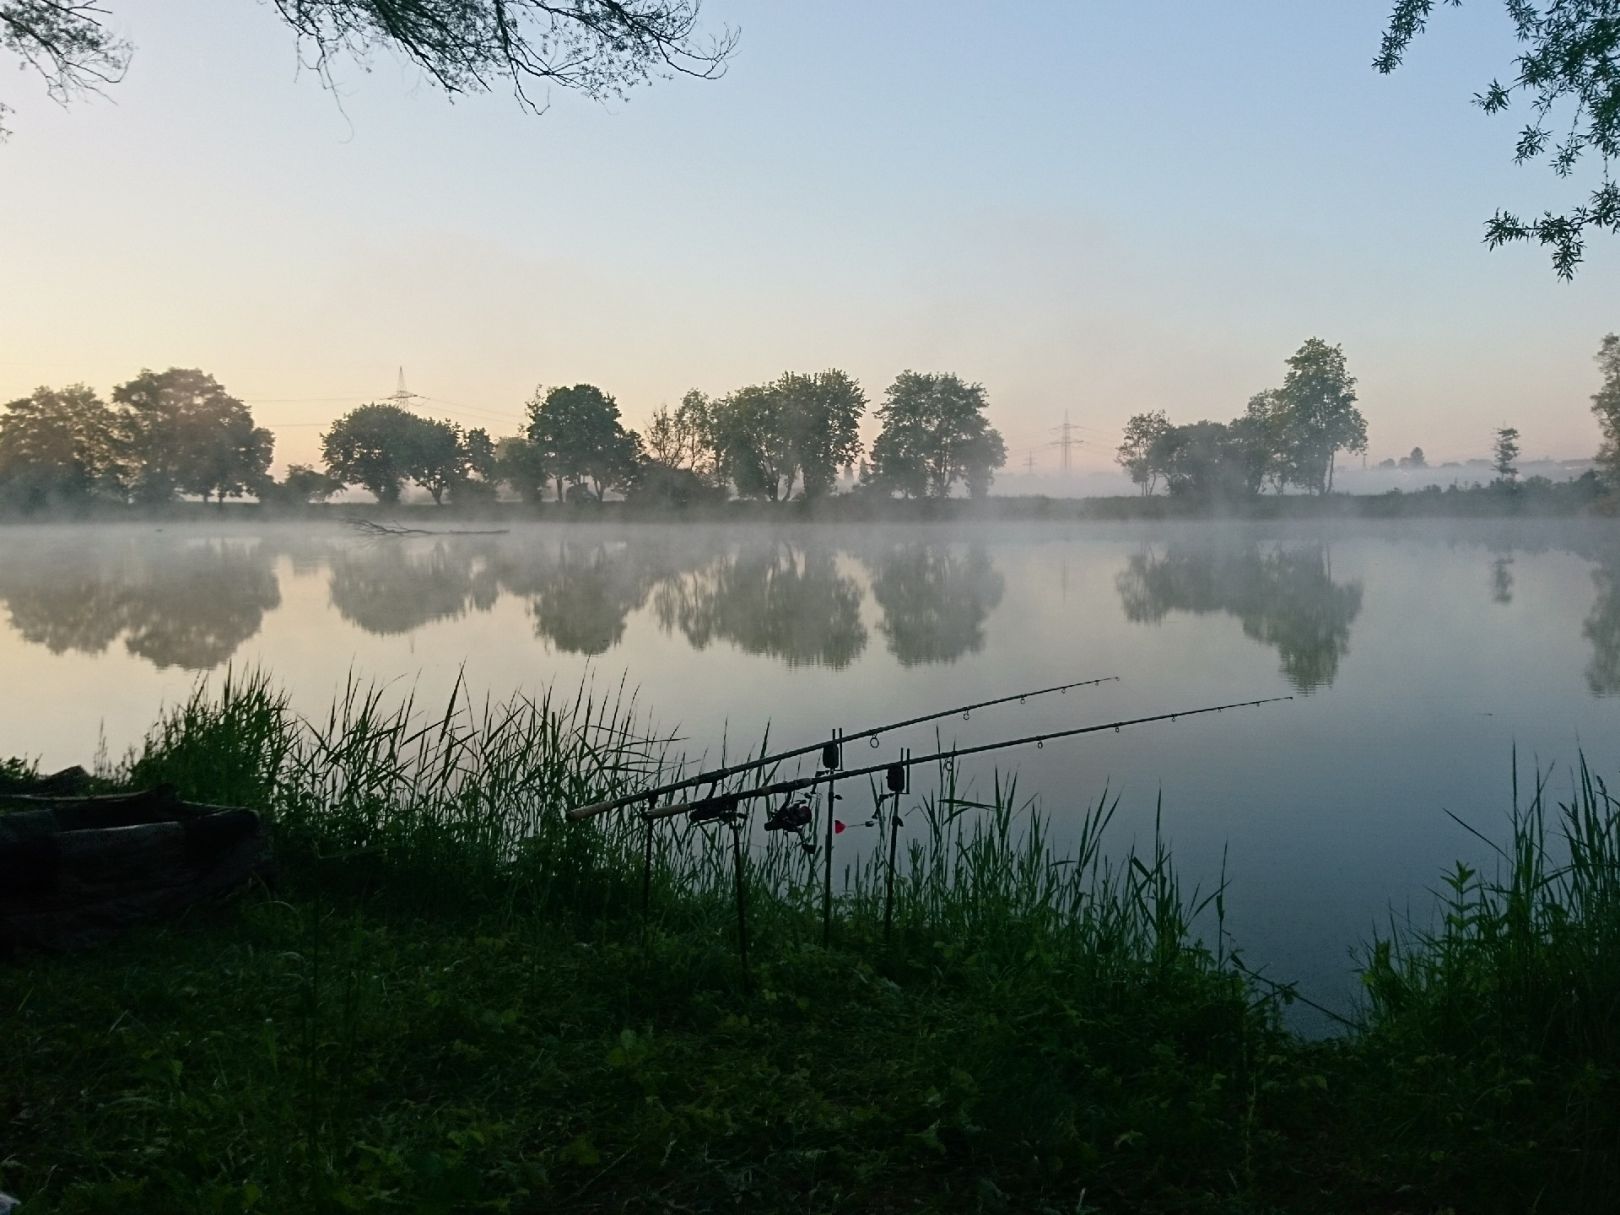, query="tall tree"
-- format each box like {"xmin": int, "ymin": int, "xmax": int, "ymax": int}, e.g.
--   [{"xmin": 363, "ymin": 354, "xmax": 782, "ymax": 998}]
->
[
  {"xmin": 321, "ymin": 403, "xmax": 422, "ymax": 504},
  {"xmin": 1493, "ymin": 425, "xmax": 1521, "ymax": 484},
  {"xmin": 867, "ymin": 371, "xmax": 1006, "ymax": 499},
  {"xmin": 494, "ymin": 436, "xmax": 552, "ymax": 504},
  {"xmin": 451, "ymin": 426, "xmax": 500, "ymax": 503},
  {"xmin": 1593, "ymin": 333, "xmax": 1620, "ymax": 485},
  {"xmin": 2, "ymin": 1, "xmax": 735, "ymax": 139},
  {"xmin": 0, "ymin": 384, "xmax": 120, "ymax": 507},
  {"xmin": 1233, "ymin": 390, "xmax": 1288, "ymax": 493},
  {"xmin": 110, "ymin": 368, "xmax": 274, "ymax": 503},
  {"xmin": 961, "ymin": 428, "xmax": 1008, "ymax": 500},
  {"xmin": 1116, "ymin": 410, "xmax": 1172, "ymax": 495},
  {"xmin": 1376, "ymin": 1, "xmax": 1620, "ymax": 277},
  {"xmin": 1157, "ymin": 421, "xmax": 1252, "ymax": 499},
  {"xmin": 1274, "ymin": 339, "xmax": 1367, "ymax": 495},
  {"xmin": 778, "ymin": 369, "xmax": 866, "ymax": 499},
  {"xmin": 408, "ymin": 417, "xmax": 467, "ymax": 505},
  {"xmin": 462, "ymin": 427, "xmax": 498, "ymax": 482},
  {"xmin": 710, "ymin": 382, "xmax": 795, "ymax": 501},
  {"xmin": 643, "ymin": 389, "xmax": 717, "ymax": 480},
  {"xmin": 525, "ymin": 384, "xmax": 639, "ymax": 501}
]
